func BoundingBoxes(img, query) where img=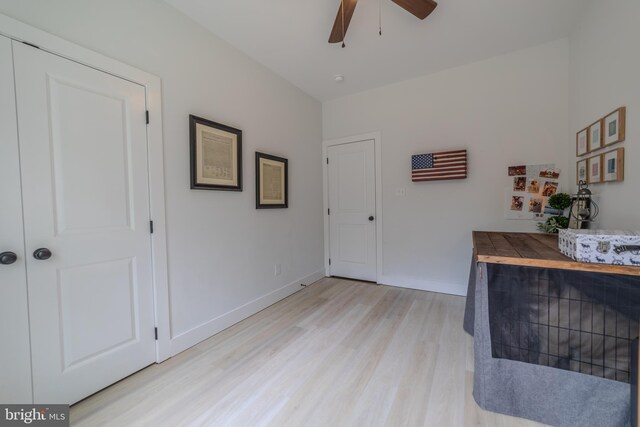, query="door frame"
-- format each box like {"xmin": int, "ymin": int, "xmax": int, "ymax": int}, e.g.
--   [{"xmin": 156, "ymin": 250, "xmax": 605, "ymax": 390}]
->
[
  {"xmin": 322, "ymin": 132, "xmax": 382, "ymax": 283},
  {"xmin": 0, "ymin": 14, "xmax": 172, "ymax": 362}
]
